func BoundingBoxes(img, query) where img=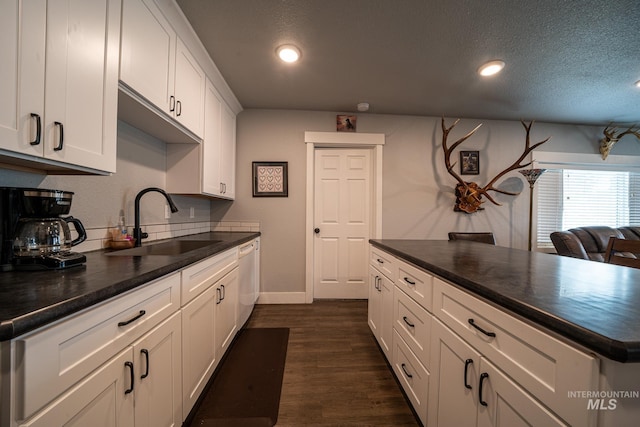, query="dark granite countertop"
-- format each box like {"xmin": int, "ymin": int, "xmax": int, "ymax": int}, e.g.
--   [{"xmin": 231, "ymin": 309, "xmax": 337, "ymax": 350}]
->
[
  {"xmin": 370, "ymin": 239, "xmax": 640, "ymax": 363},
  {"xmin": 0, "ymin": 232, "xmax": 259, "ymax": 341}
]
